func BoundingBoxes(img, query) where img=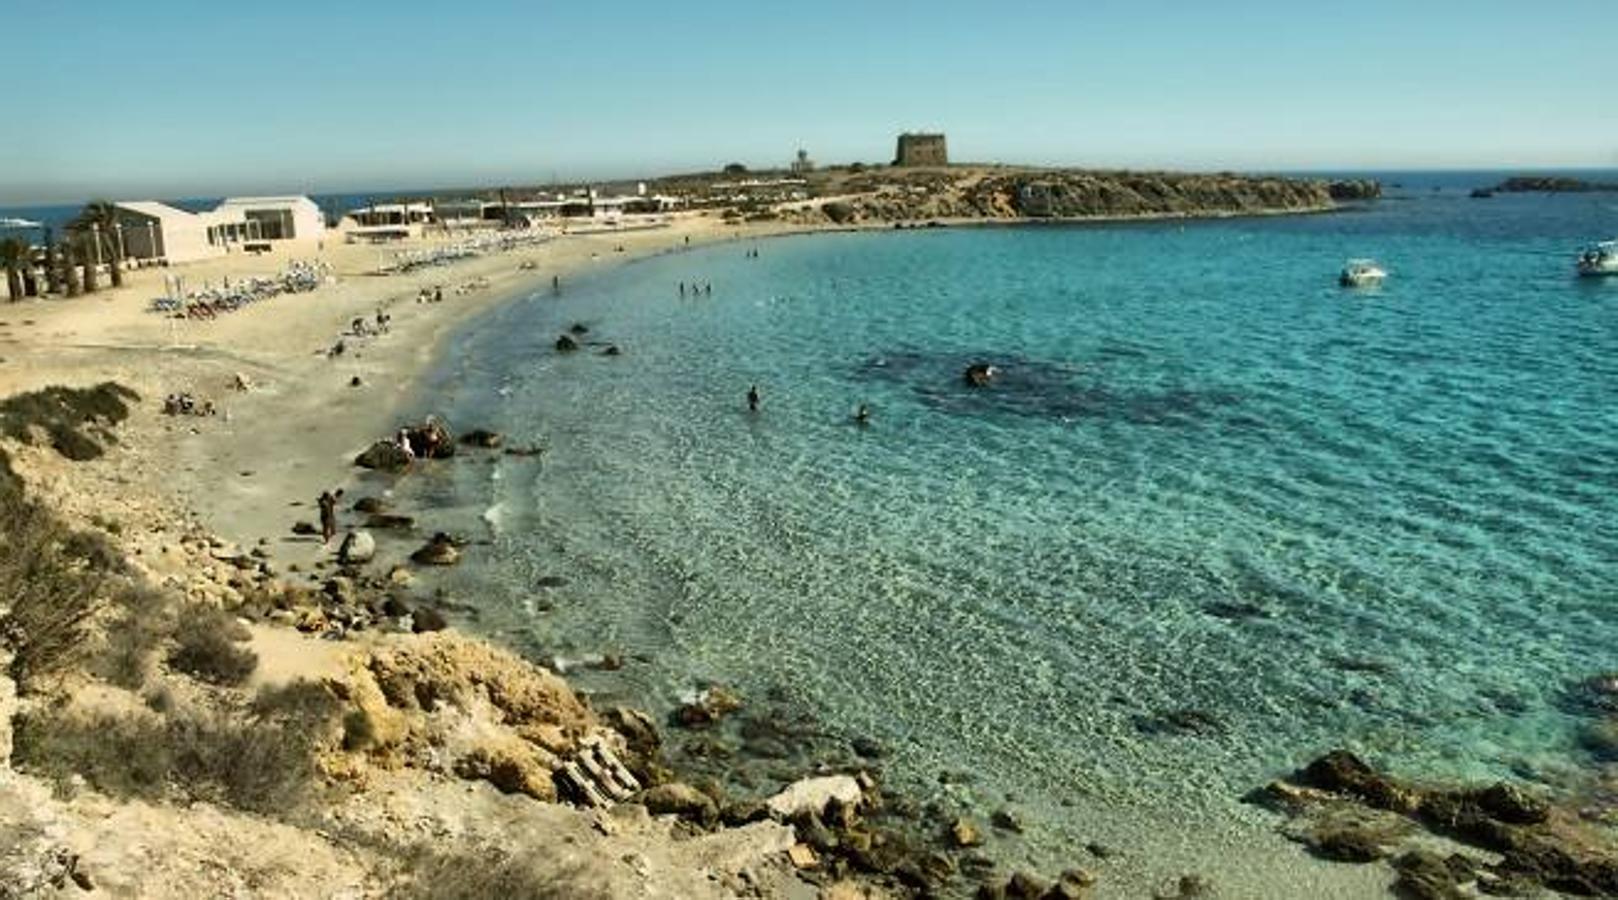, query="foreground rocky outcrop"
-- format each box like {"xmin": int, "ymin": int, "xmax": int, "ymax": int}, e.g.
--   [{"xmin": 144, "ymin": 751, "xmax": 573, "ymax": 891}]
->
[{"xmin": 1250, "ymin": 749, "xmax": 1618, "ymax": 897}]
